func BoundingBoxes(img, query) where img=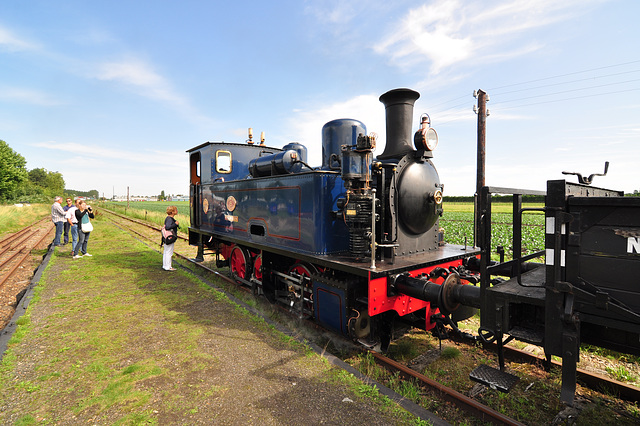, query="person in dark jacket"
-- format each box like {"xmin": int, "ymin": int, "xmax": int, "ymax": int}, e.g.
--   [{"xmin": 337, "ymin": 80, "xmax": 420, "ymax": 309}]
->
[
  {"xmin": 62, "ymin": 197, "xmax": 74, "ymax": 244},
  {"xmin": 163, "ymin": 205, "xmax": 179, "ymax": 271},
  {"xmin": 75, "ymin": 200, "xmax": 95, "ymax": 258}
]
